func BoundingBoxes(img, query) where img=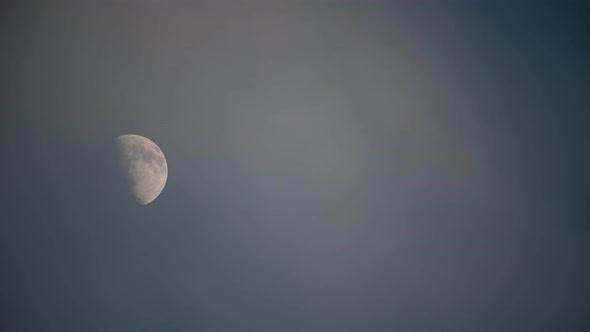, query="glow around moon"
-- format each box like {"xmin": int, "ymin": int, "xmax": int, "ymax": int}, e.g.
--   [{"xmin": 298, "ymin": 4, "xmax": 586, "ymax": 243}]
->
[{"xmin": 116, "ymin": 134, "xmax": 168, "ymax": 205}]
